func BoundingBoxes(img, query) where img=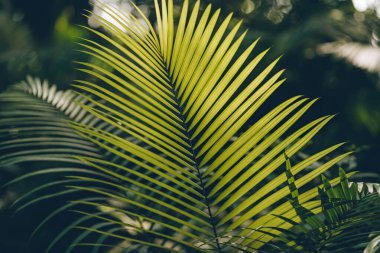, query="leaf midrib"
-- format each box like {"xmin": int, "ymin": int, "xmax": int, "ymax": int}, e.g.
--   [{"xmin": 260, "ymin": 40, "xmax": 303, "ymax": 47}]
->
[{"xmin": 162, "ymin": 64, "xmax": 222, "ymax": 251}]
